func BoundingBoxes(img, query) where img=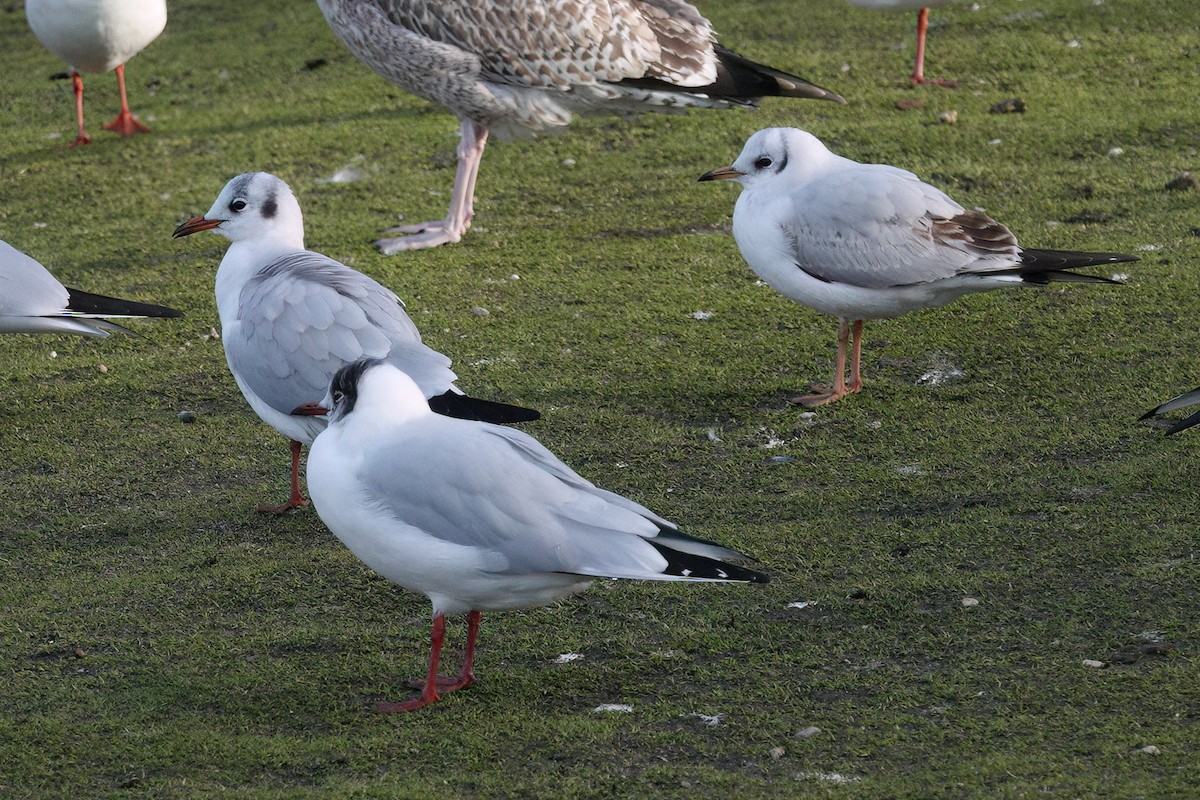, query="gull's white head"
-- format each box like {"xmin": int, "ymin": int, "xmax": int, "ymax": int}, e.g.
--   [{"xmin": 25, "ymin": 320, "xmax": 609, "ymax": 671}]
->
[
  {"xmin": 172, "ymin": 172, "xmax": 305, "ymax": 248},
  {"xmin": 323, "ymin": 357, "xmax": 432, "ymax": 428},
  {"xmin": 699, "ymin": 127, "xmax": 833, "ymax": 189}
]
